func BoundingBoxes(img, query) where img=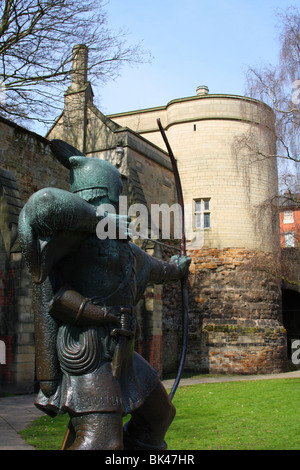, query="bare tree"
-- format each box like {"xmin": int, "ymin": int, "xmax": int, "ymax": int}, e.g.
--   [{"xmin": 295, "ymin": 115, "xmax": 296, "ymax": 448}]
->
[
  {"xmin": 241, "ymin": 6, "xmax": 300, "ymax": 288},
  {"xmin": 0, "ymin": 0, "xmax": 148, "ymax": 127},
  {"xmin": 245, "ymin": 5, "xmax": 300, "ymax": 190}
]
